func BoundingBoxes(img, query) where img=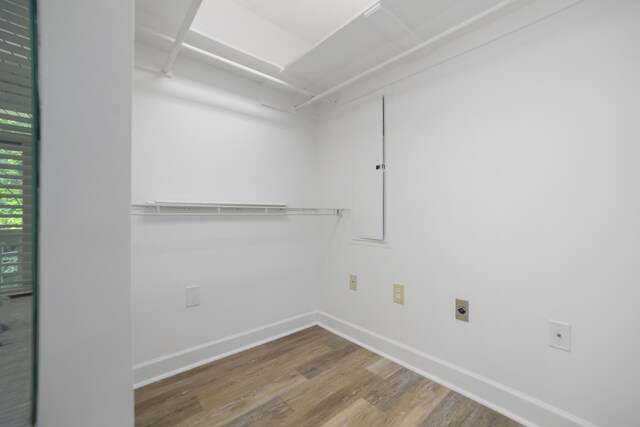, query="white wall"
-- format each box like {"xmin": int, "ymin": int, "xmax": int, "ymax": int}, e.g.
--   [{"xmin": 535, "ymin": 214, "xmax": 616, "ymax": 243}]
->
[
  {"xmin": 37, "ymin": 1, "xmax": 133, "ymax": 426},
  {"xmin": 316, "ymin": 1, "xmax": 640, "ymax": 426},
  {"xmin": 132, "ymin": 45, "xmax": 323, "ymax": 384}
]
